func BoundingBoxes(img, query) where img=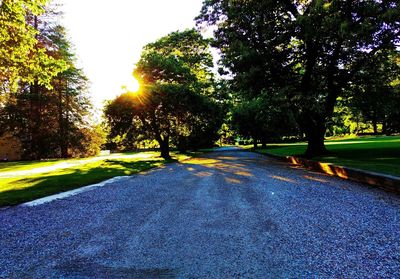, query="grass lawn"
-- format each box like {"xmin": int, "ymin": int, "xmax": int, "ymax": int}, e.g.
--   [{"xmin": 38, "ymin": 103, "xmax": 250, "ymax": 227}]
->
[
  {"xmin": 253, "ymin": 136, "xmax": 400, "ymax": 177},
  {"xmin": 0, "ymin": 152, "xmax": 191, "ymax": 207}
]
